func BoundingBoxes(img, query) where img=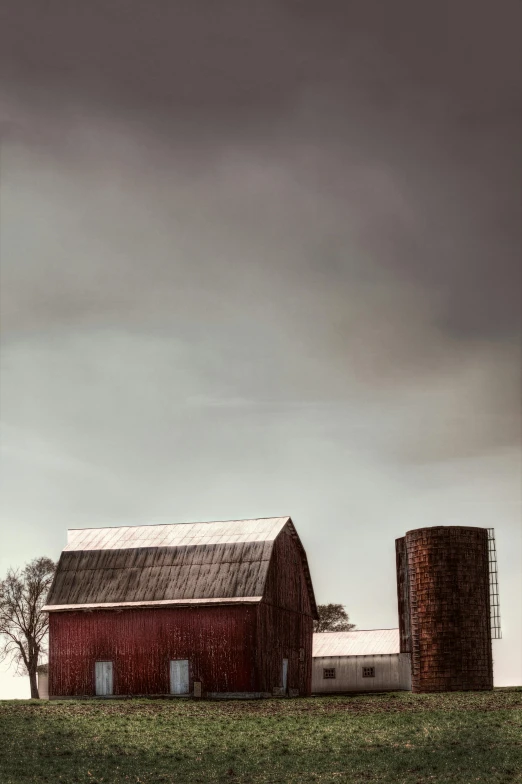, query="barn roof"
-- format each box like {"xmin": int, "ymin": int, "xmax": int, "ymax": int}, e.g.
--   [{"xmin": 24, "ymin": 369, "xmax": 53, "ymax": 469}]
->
[
  {"xmin": 313, "ymin": 629, "xmax": 400, "ymax": 657},
  {"xmin": 64, "ymin": 517, "xmax": 290, "ymax": 551},
  {"xmin": 44, "ymin": 517, "xmax": 317, "ymax": 616}
]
